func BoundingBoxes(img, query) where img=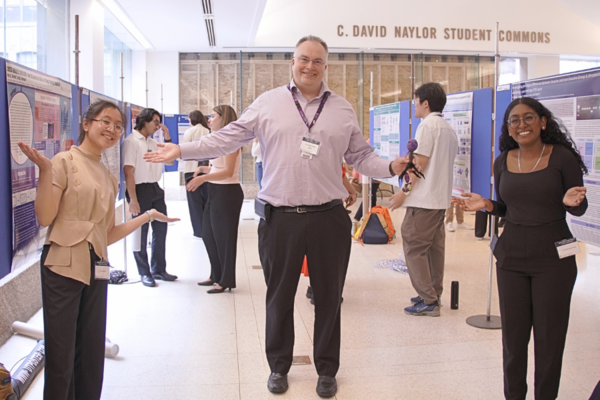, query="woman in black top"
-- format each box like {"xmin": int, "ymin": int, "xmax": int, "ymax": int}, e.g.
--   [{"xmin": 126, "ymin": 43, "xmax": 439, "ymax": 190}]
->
[{"xmin": 454, "ymin": 97, "xmax": 587, "ymax": 400}]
